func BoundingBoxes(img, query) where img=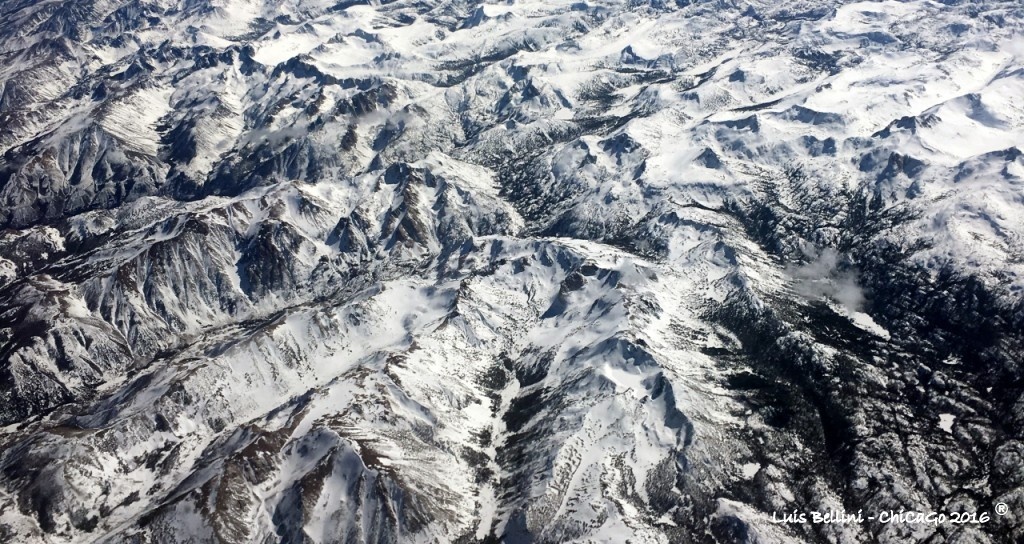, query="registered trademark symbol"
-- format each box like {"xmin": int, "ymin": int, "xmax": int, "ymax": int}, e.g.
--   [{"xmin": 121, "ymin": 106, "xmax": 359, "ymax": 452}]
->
[{"xmin": 995, "ymin": 503, "xmax": 1009, "ymax": 516}]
